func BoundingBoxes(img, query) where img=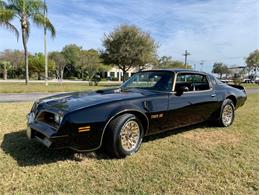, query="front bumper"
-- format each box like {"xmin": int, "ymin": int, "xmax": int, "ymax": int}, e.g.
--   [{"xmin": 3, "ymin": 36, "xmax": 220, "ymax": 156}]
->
[
  {"xmin": 27, "ymin": 120, "xmax": 103, "ymax": 152},
  {"xmin": 26, "ymin": 112, "xmax": 105, "ymax": 152},
  {"xmin": 27, "ymin": 121, "xmax": 70, "ymax": 149}
]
